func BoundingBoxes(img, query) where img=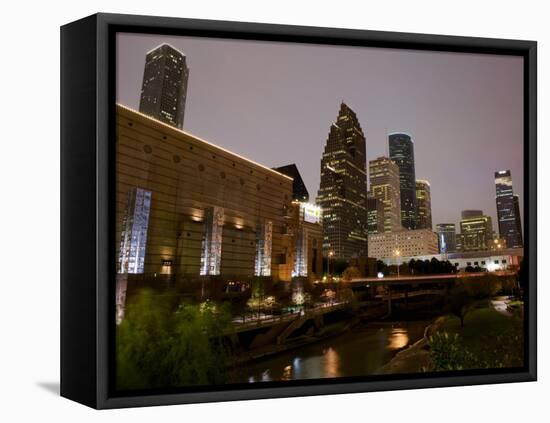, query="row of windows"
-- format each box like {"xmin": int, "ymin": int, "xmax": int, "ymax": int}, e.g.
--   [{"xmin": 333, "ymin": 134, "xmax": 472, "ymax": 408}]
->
[{"xmin": 465, "ymin": 259, "xmax": 507, "ymax": 266}]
